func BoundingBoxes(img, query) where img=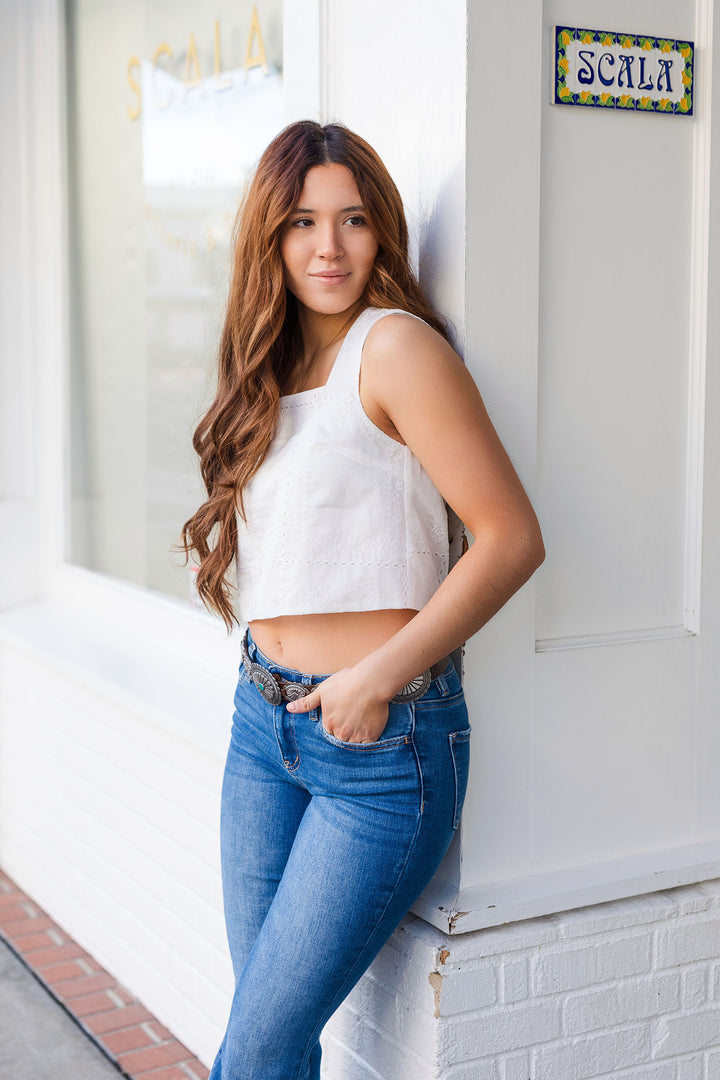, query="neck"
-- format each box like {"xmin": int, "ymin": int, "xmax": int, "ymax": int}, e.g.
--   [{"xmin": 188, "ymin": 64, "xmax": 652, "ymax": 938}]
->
[{"xmin": 295, "ymin": 299, "xmax": 365, "ymax": 363}]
